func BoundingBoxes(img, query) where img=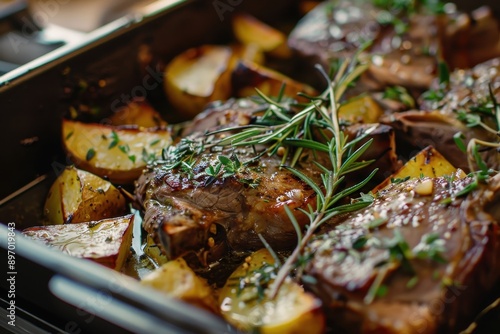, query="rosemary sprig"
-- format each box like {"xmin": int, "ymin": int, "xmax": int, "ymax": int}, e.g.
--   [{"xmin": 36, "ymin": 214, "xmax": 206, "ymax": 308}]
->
[
  {"xmin": 208, "ymin": 59, "xmax": 370, "ymax": 169},
  {"xmin": 264, "ymin": 57, "xmax": 378, "ymax": 298},
  {"xmin": 157, "ymin": 45, "xmax": 378, "ymax": 300},
  {"xmin": 193, "ymin": 47, "xmax": 376, "ymax": 298}
]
